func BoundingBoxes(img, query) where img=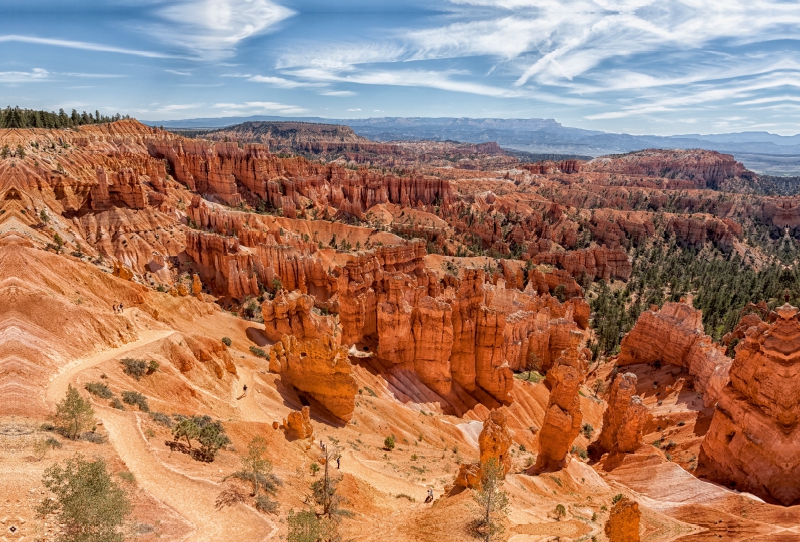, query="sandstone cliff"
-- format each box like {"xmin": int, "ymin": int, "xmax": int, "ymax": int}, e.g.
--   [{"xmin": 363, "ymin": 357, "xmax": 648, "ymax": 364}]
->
[{"xmin": 617, "ymin": 301, "xmax": 732, "ymax": 406}]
